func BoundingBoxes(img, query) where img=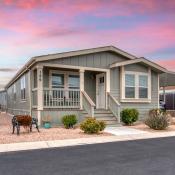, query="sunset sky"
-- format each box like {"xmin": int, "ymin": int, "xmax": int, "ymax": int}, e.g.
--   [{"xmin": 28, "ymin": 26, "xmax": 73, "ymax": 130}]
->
[{"xmin": 0, "ymin": 0, "xmax": 175, "ymax": 89}]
